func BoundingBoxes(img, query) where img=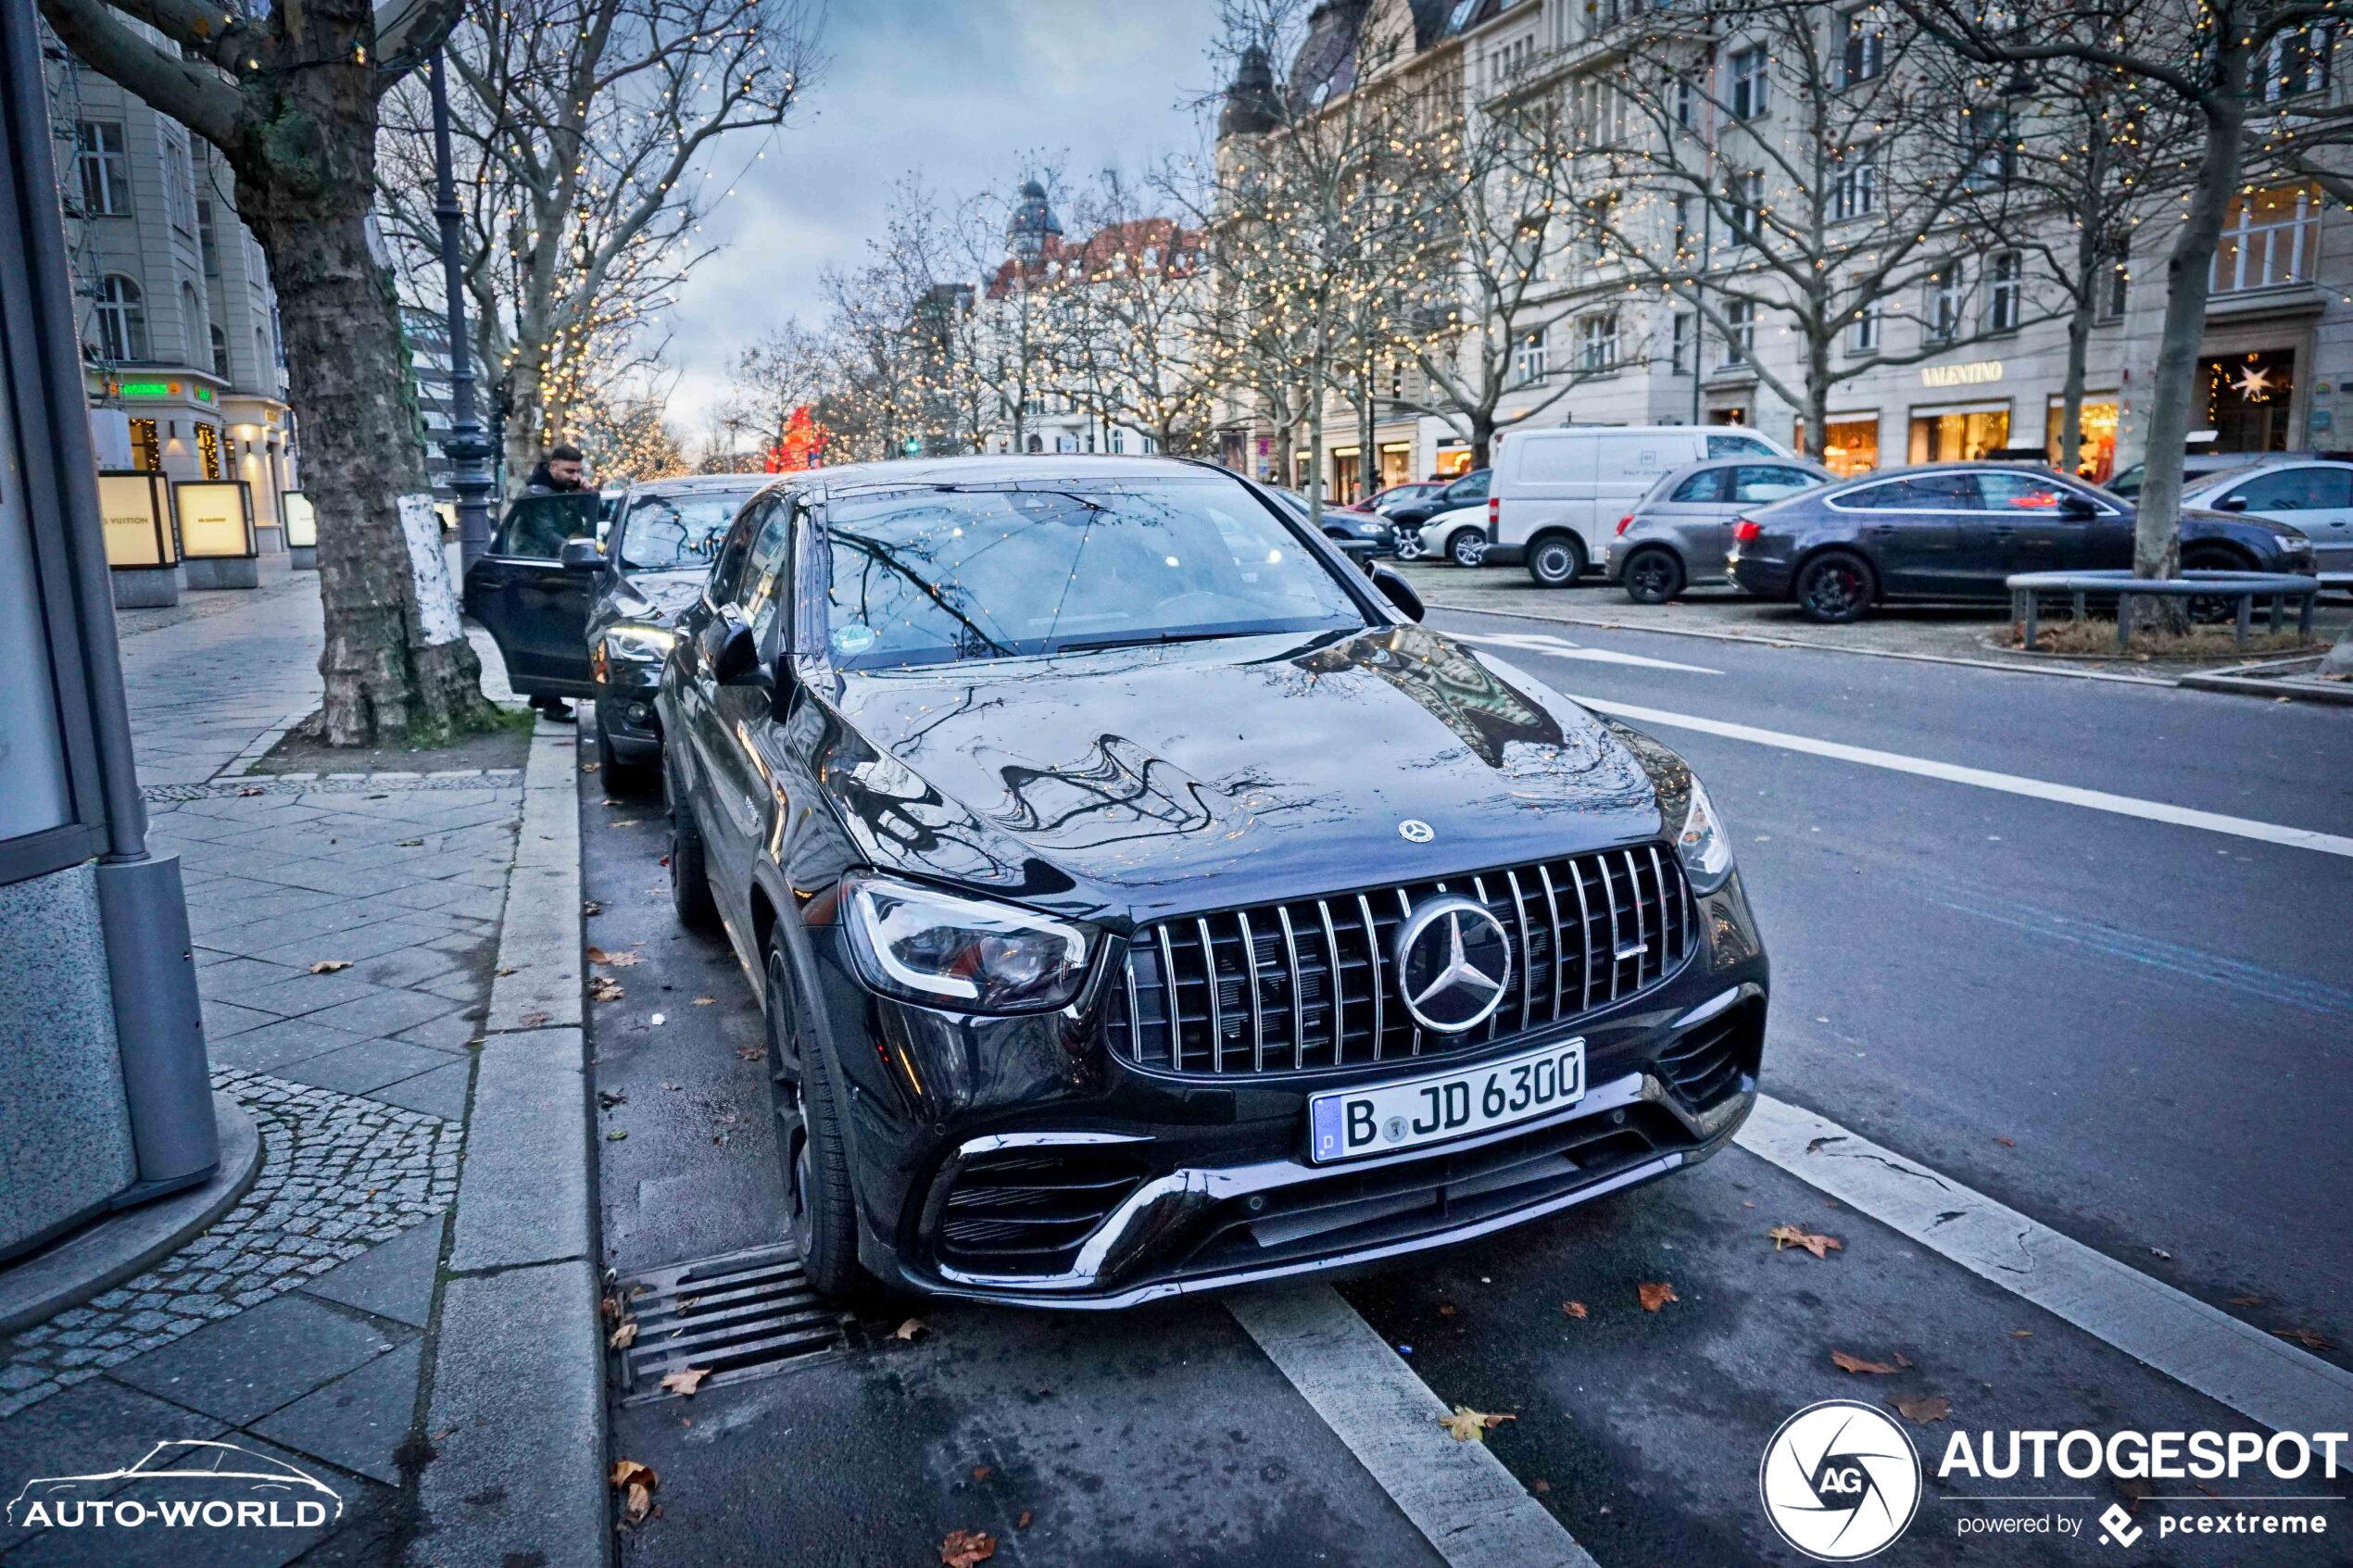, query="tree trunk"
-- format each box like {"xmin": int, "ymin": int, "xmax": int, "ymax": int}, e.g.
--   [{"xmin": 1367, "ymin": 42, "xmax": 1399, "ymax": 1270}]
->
[
  {"xmin": 2058, "ymin": 282, "xmax": 2095, "ymax": 478},
  {"xmin": 503, "ymin": 378, "xmax": 545, "ymax": 499},
  {"xmin": 1470, "ymin": 413, "xmax": 1494, "ymax": 470},
  {"xmin": 2133, "ymin": 83, "xmax": 2247, "ymax": 628},
  {"xmin": 1801, "ymin": 330, "xmax": 1831, "ymax": 461},
  {"xmin": 245, "ymin": 198, "xmax": 497, "ymax": 746}
]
